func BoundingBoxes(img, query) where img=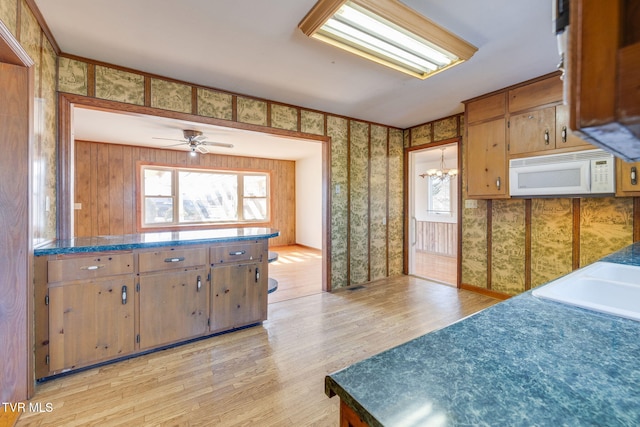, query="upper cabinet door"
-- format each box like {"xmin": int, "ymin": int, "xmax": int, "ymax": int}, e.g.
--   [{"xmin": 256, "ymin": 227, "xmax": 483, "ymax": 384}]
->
[
  {"xmin": 467, "ymin": 118, "xmax": 508, "ymax": 198},
  {"xmin": 509, "ymin": 107, "xmax": 556, "ymax": 155}
]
